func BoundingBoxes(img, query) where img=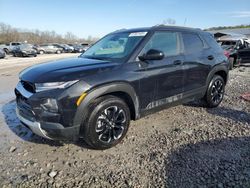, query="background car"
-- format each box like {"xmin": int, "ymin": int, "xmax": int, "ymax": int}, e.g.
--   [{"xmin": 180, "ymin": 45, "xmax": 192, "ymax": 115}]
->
[
  {"xmin": 33, "ymin": 44, "xmax": 46, "ymax": 54},
  {"xmin": 53, "ymin": 44, "xmax": 73, "ymax": 53},
  {"xmin": 39, "ymin": 44, "xmax": 63, "ymax": 54},
  {"xmin": 12, "ymin": 44, "xmax": 37, "ymax": 57},
  {"xmin": 81, "ymin": 43, "xmax": 90, "ymax": 52},
  {"xmin": 68, "ymin": 44, "xmax": 85, "ymax": 53},
  {"xmin": 218, "ymin": 38, "xmax": 250, "ymax": 69},
  {"xmin": 0, "ymin": 42, "xmax": 22, "ymax": 54},
  {"xmin": 0, "ymin": 48, "xmax": 6, "ymax": 58}
]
